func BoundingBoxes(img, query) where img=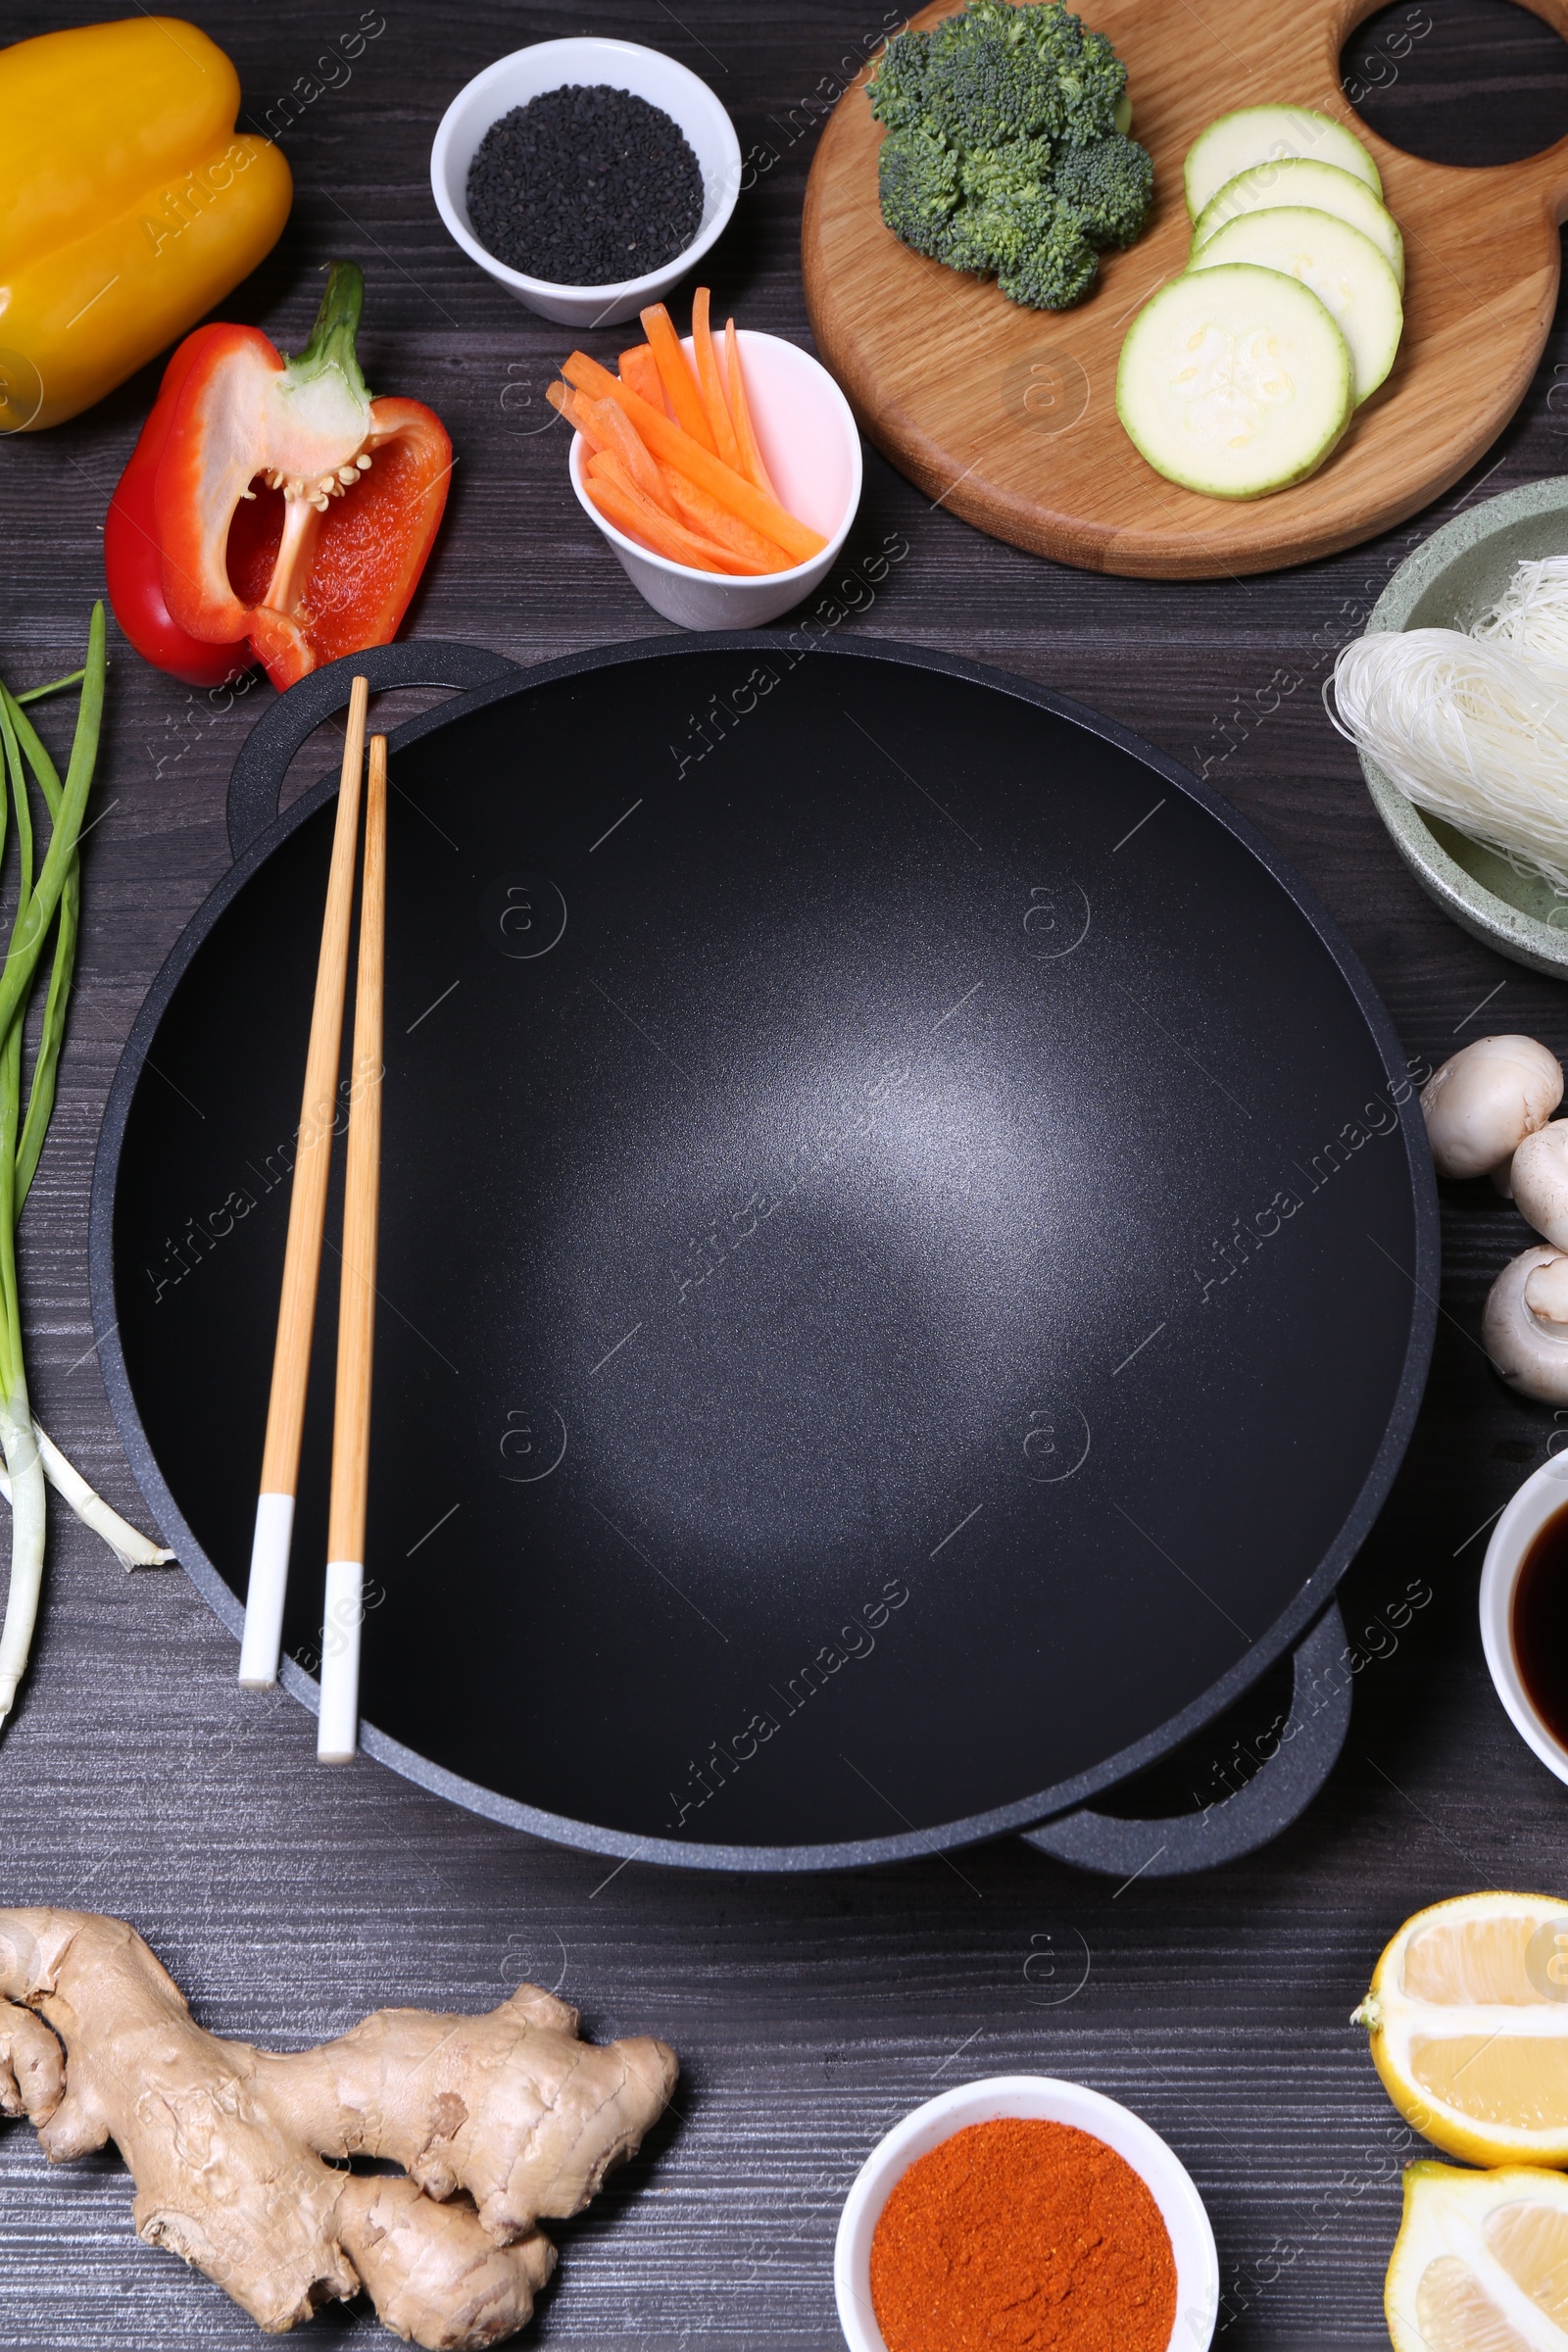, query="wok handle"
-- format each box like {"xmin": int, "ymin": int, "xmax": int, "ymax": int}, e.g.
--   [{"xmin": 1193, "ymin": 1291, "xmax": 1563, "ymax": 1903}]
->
[
  {"xmin": 1018, "ymin": 1600, "xmax": 1351, "ymax": 1879},
  {"xmin": 226, "ymin": 642, "xmax": 524, "ymax": 862}
]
